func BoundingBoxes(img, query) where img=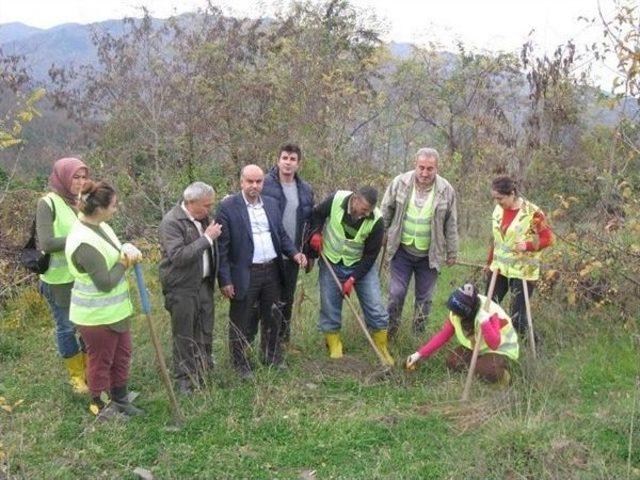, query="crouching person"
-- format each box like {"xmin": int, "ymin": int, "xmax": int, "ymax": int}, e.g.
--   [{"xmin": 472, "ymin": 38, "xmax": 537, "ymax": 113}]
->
[
  {"xmin": 65, "ymin": 180, "xmax": 143, "ymax": 419},
  {"xmin": 405, "ymin": 283, "xmax": 518, "ymax": 385}
]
